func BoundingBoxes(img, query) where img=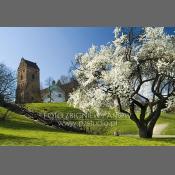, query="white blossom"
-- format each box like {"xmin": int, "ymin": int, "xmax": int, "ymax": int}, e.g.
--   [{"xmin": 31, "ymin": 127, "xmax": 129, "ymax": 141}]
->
[{"xmin": 69, "ymin": 27, "xmax": 175, "ymax": 114}]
